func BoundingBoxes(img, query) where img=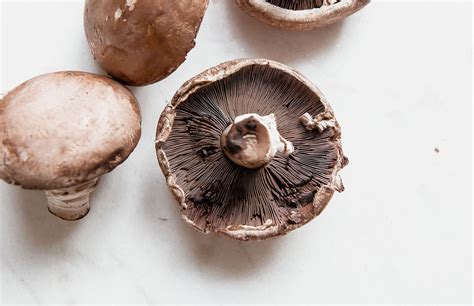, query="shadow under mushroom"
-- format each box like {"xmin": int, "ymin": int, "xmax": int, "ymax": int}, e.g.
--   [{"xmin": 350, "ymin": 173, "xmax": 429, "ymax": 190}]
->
[
  {"xmin": 140, "ymin": 175, "xmax": 282, "ymax": 277},
  {"xmin": 171, "ymin": 204, "xmax": 284, "ymax": 278},
  {"xmin": 6, "ymin": 187, "xmax": 78, "ymax": 252},
  {"xmin": 224, "ymin": 0, "xmax": 345, "ymax": 63}
]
